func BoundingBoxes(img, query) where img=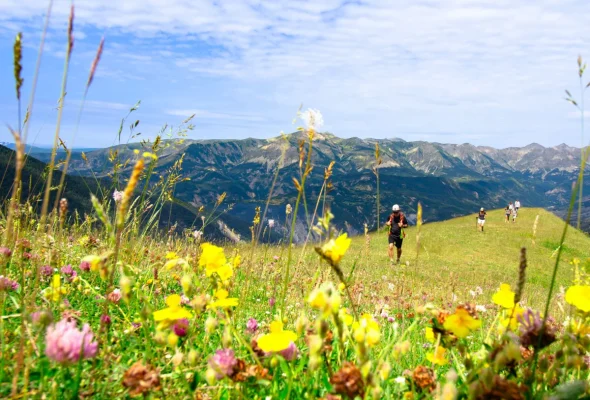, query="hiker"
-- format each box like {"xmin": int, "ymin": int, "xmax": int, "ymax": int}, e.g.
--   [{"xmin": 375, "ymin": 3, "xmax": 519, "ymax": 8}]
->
[
  {"xmin": 515, "ymin": 200, "xmax": 521, "ymax": 211},
  {"xmin": 477, "ymin": 207, "xmax": 487, "ymax": 232},
  {"xmin": 509, "ymin": 202, "xmax": 514, "ymax": 212},
  {"xmin": 512, "ymin": 207, "xmax": 518, "ymax": 223},
  {"xmin": 505, "ymin": 206, "xmax": 511, "ymax": 223},
  {"xmin": 386, "ymin": 204, "xmax": 408, "ymax": 264}
]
